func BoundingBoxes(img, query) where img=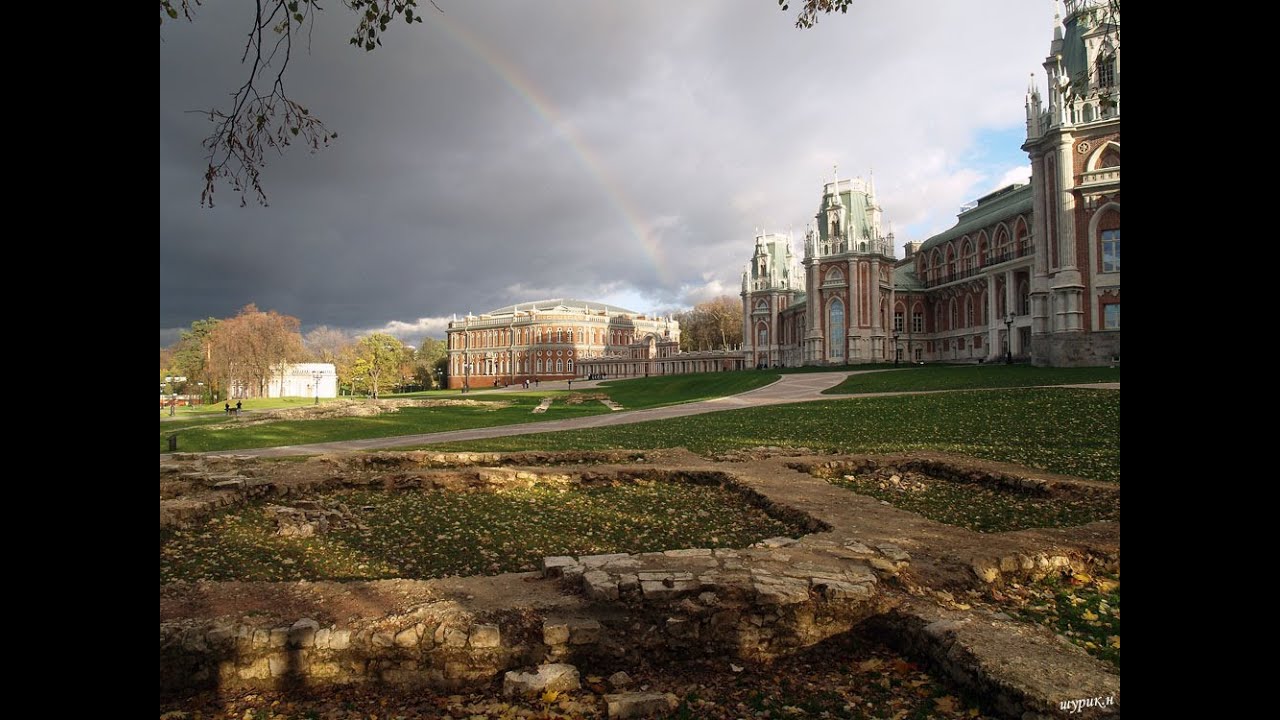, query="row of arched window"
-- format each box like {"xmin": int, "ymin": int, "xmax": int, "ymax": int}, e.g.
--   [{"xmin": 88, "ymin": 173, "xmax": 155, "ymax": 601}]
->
[
  {"xmin": 450, "ymin": 325, "xmax": 642, "ymax": 349},
  {"xmin": 917, "ymin": 218, "xmax": 1032, "ymax": 286}
]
